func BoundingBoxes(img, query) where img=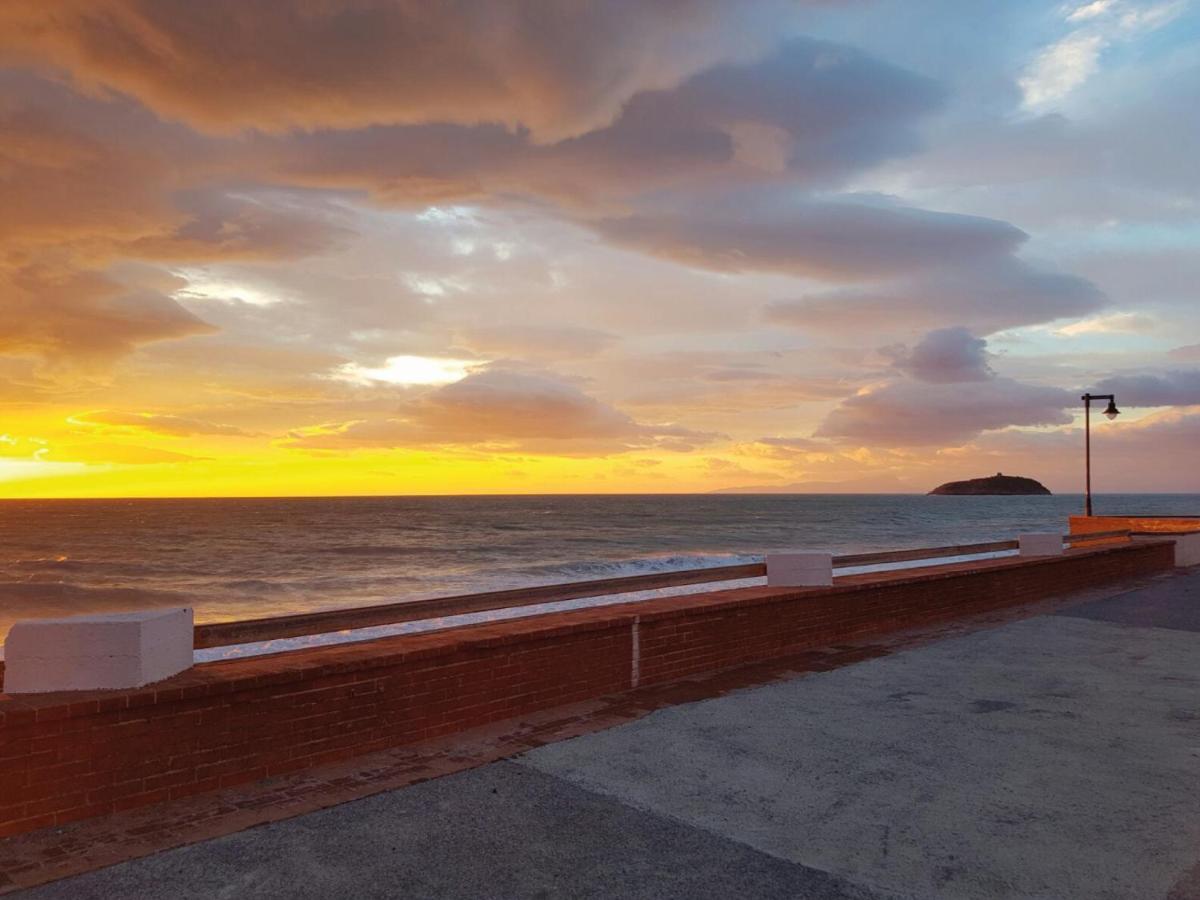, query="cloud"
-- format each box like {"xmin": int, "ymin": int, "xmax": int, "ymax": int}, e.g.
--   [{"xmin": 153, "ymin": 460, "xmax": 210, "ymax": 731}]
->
[
  {"xmin": 0, "ymin": 85, "xmax": 351, "ymax": 364},
  {"xmin": 816, "ymin": 330, "xmax": 1074, "ymax": 445},
  {"xmin": 0, "ymin": 0, "xmax": 1172, "ymax": 489},
  {"xmin": 0, "ymin": 265, "xmax": 215, "ymax": 361},
  {"xmin": 0, "ymin": 35, "xmax": 950, "ymax": 371},
  {"xmin": 1169, "ymin": 344, "xmax": 1200, "ymax": 362},
  {"xmin": 1020, "ymin": 33, "xmax": 1106, "ymax": 109},
  {"xmin": 817, "ymin": 378, "xmax": 1074, "ymax": 445},
  {"xmin": 267, "ymin": 38, "xmax": 943, "ymax": 209},
  {"xmin": 539, "ymin": 39, "xmax": 942, "ymax": 193},
  {"xmin": 696, "ymin": 456, "xmax": 763, "ymax": 480},
  {"xmin": 331, "ymin": 356, "xmax": 481, "ymax": 388},
  {"xmin": 123, "ymin": 191, "xmax": 350, "ymax": 263},
  {"xmin": 0, "ymin": 0, "xmax": 780, "ymax": 141},
  {"xmin": 283, "ymin": 368, "xmax": 718, "ymax": 454},
  {"xmin": 1020, "ymin": 0, "xmax": 1186, "ymax": 109},
  {"xmin": 1091, "ymin": 369, "xmax": 1200, "ymax": 406},
  {"xmin": 1067, "ymin": 1, "xmax": 1117, "ymax": 23},
  {"xmin": 70, "ymin": 411, "xmax": 255, "ymax": 437},
  {"xmin": 766, "ymin": 257, "xmax": 1105, "ymax": 335},
  {"xmin": 1056, "ymin": 312, "xmax": 1156, "ymax": 336},
  {"xmin": 883, "ymin": 326, "xmax": 993, "ymax": 383},
  {"xmin": 0, "ymin": 433, "xmax": 207, "ymax": 465},
  {"xmin": 49, "ymin": 443, "xmax": 209, "ymax": 465},
  {"xmin": 454, "ymin": 324, "xmax": 618, "ymax": 361},
  {"xmin": 593, "ymin": 196, "xmax": 1020, "ymax": 281},
  {"xmin": 0, "ymin": 98, "xmax": 181, "ymax": 254},
  {"xmin": 0, "ymin": 88, "xmax": 346, "ymax": 263},
  {"xmin": 734, "ymin": 436, "xmax": 834, "ymax": 463},
  {"xmin": 621, "ymin": 365, "xmax": 855, "ymax": 415}
]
